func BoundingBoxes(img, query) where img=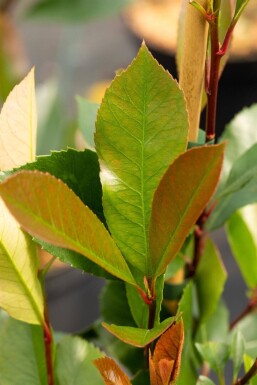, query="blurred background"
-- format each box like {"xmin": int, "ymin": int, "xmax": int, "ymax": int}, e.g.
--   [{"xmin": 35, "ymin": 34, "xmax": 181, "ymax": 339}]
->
[{"xmin": 1, "ymin": 0, "xmax": 257, "ymax": 332}]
